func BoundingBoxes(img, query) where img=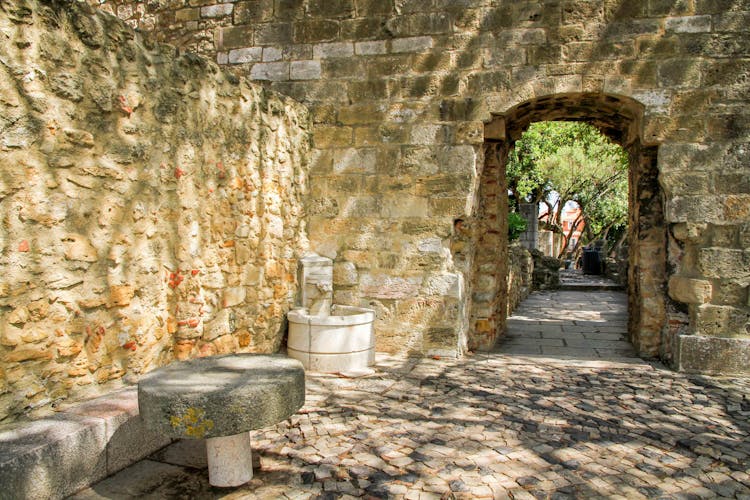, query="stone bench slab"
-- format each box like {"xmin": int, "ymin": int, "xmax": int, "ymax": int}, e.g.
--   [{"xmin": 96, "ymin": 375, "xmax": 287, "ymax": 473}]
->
[
  {"xmin": 0, "ymin": 387, "xmax": 171, "ymax": 500},
  {"xmin": 138, "ymin": 354, "xmax": 305, "ymax": 439}
]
